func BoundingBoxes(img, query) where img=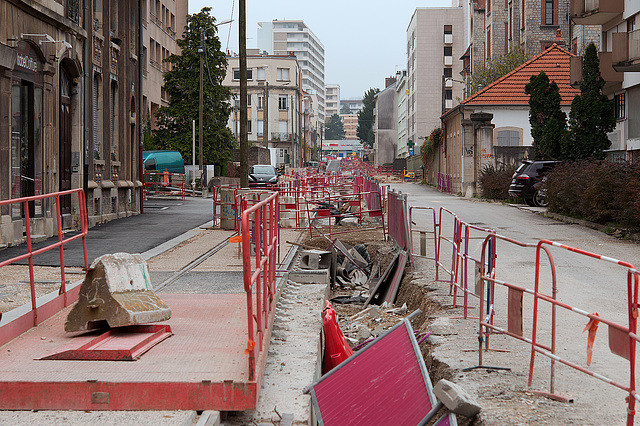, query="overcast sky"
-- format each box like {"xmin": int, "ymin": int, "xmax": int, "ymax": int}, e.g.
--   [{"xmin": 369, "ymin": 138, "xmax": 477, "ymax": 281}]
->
[{"xmin": 189, "ymin": 0, "xmax": 453, "ymax": 99}]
